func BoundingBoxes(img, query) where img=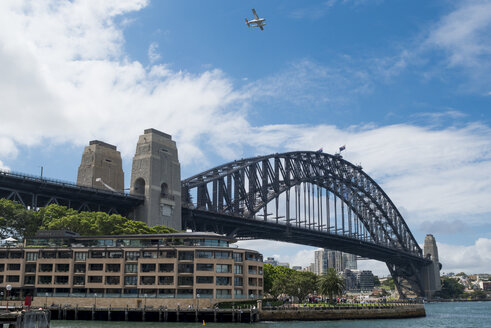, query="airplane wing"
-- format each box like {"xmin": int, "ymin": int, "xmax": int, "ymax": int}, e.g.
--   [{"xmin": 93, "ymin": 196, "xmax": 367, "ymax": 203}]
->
[{"xmin": 252, "ymin": 8, "xmax": 259, "ymax": 20}]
